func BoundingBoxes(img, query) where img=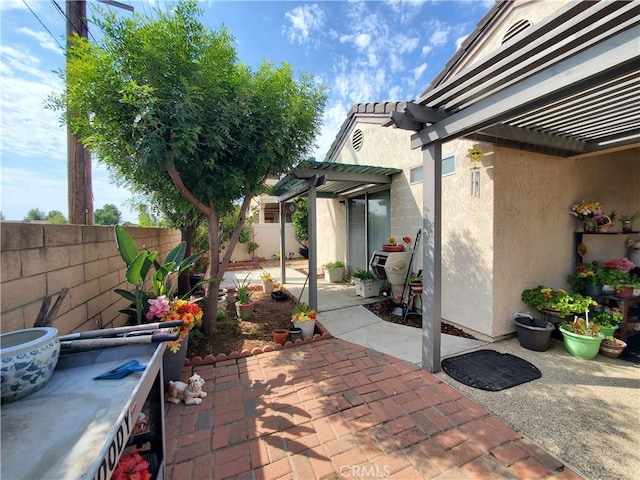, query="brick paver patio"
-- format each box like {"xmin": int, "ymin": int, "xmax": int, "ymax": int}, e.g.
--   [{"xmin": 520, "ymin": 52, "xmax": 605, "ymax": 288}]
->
[{"xmin": 165, "ymin": 339, "xmax": 583, "ymax": 479}]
